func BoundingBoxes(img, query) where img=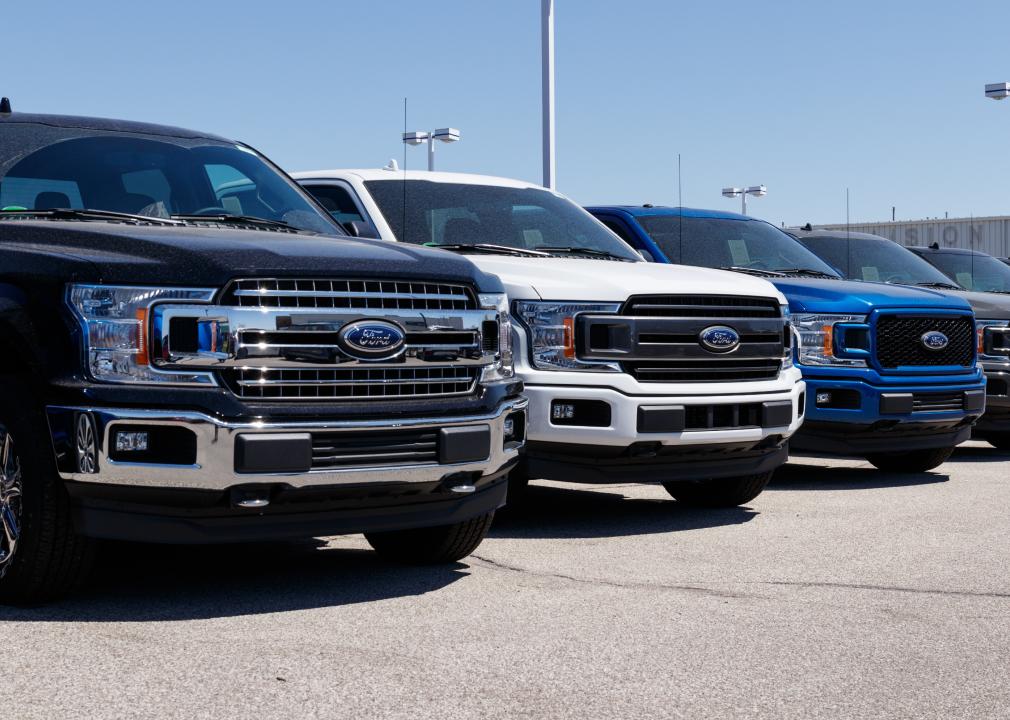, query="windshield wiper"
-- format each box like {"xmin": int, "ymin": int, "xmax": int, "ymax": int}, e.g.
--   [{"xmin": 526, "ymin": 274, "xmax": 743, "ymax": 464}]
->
[
  {"xmin": 171, "ymin": 213, "xmax": 294, "ymax": 231},
  {"xmin": 717, "ymin": 265, "xmax": 786, "ymax": 277},
  {"xmin": 914, "ymin": 281, "xmax": 963, "ymax": 291},
  {"xmin": 775, "ymin": 268, "xmax": 839, "ymax": 278},
  {"xmin": 0, "ymin": 208, "xmax": 185, "ymax": 226},
  {"xmin": 535, "ymin": 246, "xmax": 632, "ymax": 261},
  {"xmin": 426, "ymin": 243, "xmax": 551, "ymax": 257}
]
